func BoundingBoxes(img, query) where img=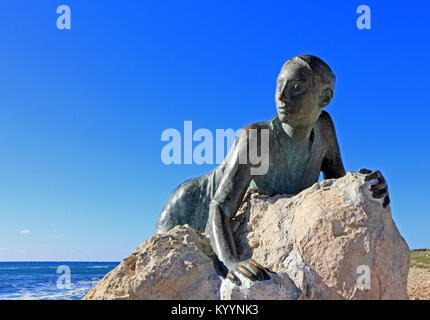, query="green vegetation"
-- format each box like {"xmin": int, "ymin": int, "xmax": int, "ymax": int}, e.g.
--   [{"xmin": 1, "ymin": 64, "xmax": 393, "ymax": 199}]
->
[{"xmin": 410, "ymin": 249, "xmax": 430, "ymax": 269}]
